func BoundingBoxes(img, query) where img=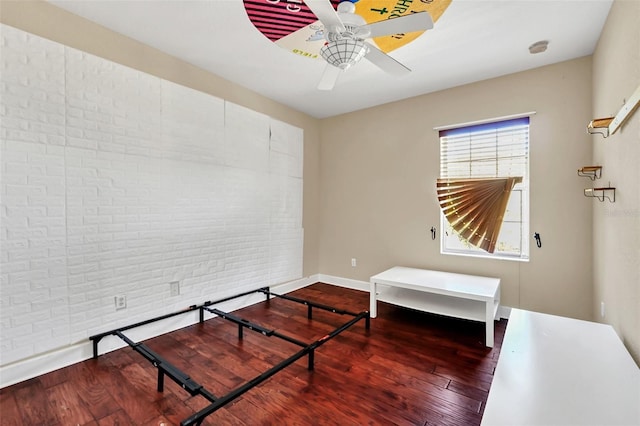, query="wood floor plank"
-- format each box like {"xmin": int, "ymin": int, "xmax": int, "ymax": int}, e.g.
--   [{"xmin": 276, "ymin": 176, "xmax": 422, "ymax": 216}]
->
[
  {"xmin": 96, "ymin": 409, "xmax": 134, "ymax": 425},
  {"xmin": 45, "ymin": 381, "xmax": 95, "ymax": 425},
  {"xmin": 38, "ymin": 366, "xmax": 69, "ymax": 389},
  {"xmin": 310, "ymin": 353, "xmax": 433, "ymax": 425},
  {"xmin": 367, "ymin": 354, "xmax": 446, "ymax": 387},
  {"xmin": 149, "ymin": 333, "xmax": 245, "ymax": 395},
  {"xmin": 1, "ymin": 284, "xmax": 506, "ymax": 425},
  {"xmin": 433, "ymin": 364, "xmax": 495, "ymax": 392},
  {"xmin": 325, "ymin": 351, "xmax": 482, "ymax": 425},
  {"xmin": 353, "ymin": 360, "xmax": 483, "ymax": 413},
  {"xmin": 96, "ymin": 361, "xmax": 164, "ymax": 424},
  {"xmin": 271, "ymin": 374, "xmax": 376, "ymax": 425},
  {"xmin": 141, "ymin": 414, "xmax": 173, "ymax": 426},
  {"xmin": 75, "ymin": 360, "xmax": 136, "ymax": 420},
  {"xmin": 12, "ymin": 379, "xmax": 57, "ymax": 426},
  {"xmin": 0, "ymin": 388, "xmax": 22, "ymax": 426},
  {"xmin": 152, "ymin": 392, "xmax": 199, "ymax": 425},
  {"xmin": 447, "ymin": 379, "xmax": 490, "ymax": 403}
]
